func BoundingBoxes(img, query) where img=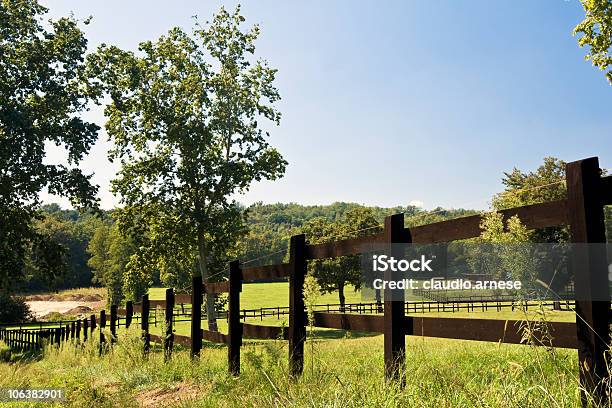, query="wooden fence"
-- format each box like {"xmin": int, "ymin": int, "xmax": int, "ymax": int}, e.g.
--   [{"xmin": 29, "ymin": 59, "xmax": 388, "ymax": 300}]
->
[{"xmin": 1, "ymin": 156, "xmax": 610, "ymax": 406}]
